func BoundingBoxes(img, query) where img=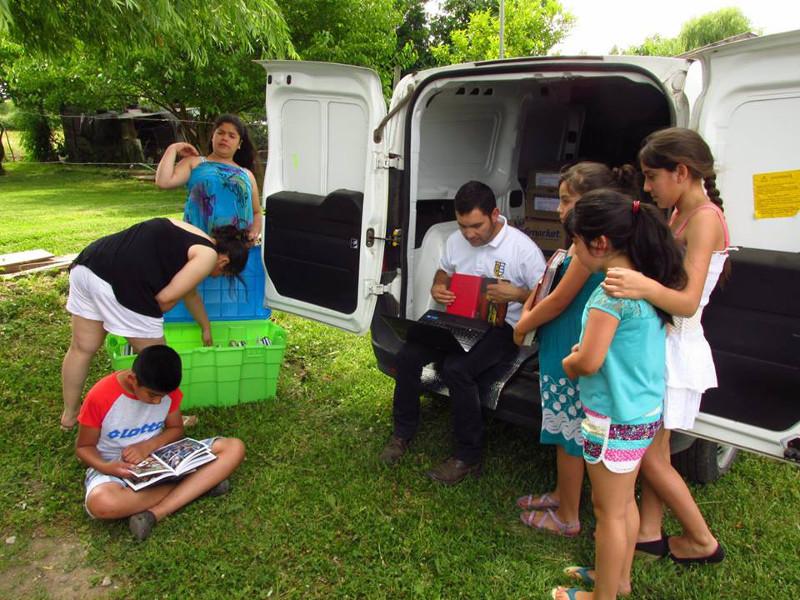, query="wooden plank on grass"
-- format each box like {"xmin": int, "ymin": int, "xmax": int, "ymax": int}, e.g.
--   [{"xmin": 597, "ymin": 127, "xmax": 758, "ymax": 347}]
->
[
  {"xmin": 1, "ymin": 254, "xmax": 78, "ymax": 279},
  {"xmin": 0, "ymin": 249, "xmax": 54, "ymax": 270}
]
